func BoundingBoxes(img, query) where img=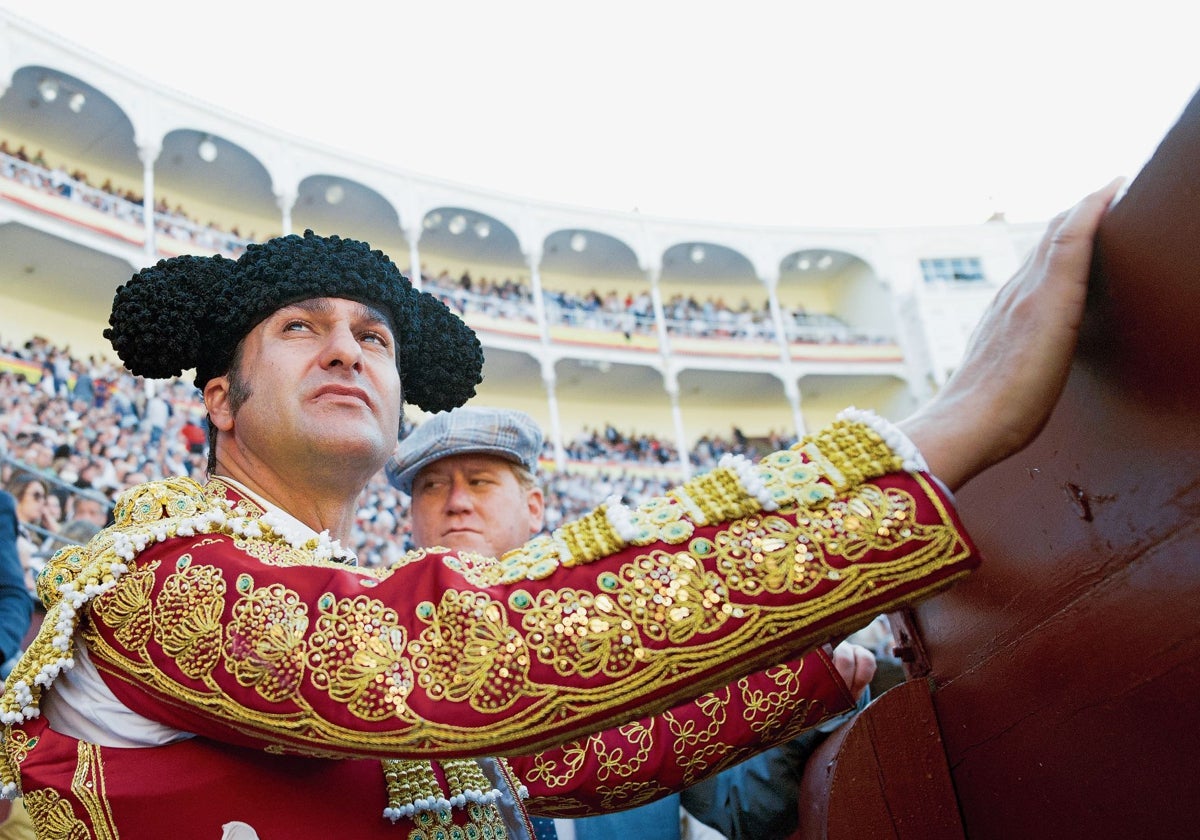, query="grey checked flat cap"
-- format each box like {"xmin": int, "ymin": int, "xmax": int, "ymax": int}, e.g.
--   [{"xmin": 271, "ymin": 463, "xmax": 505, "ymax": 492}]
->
[{"xmin": 386, "ymin": 406, "xmax": 543, "ymax": 494}]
